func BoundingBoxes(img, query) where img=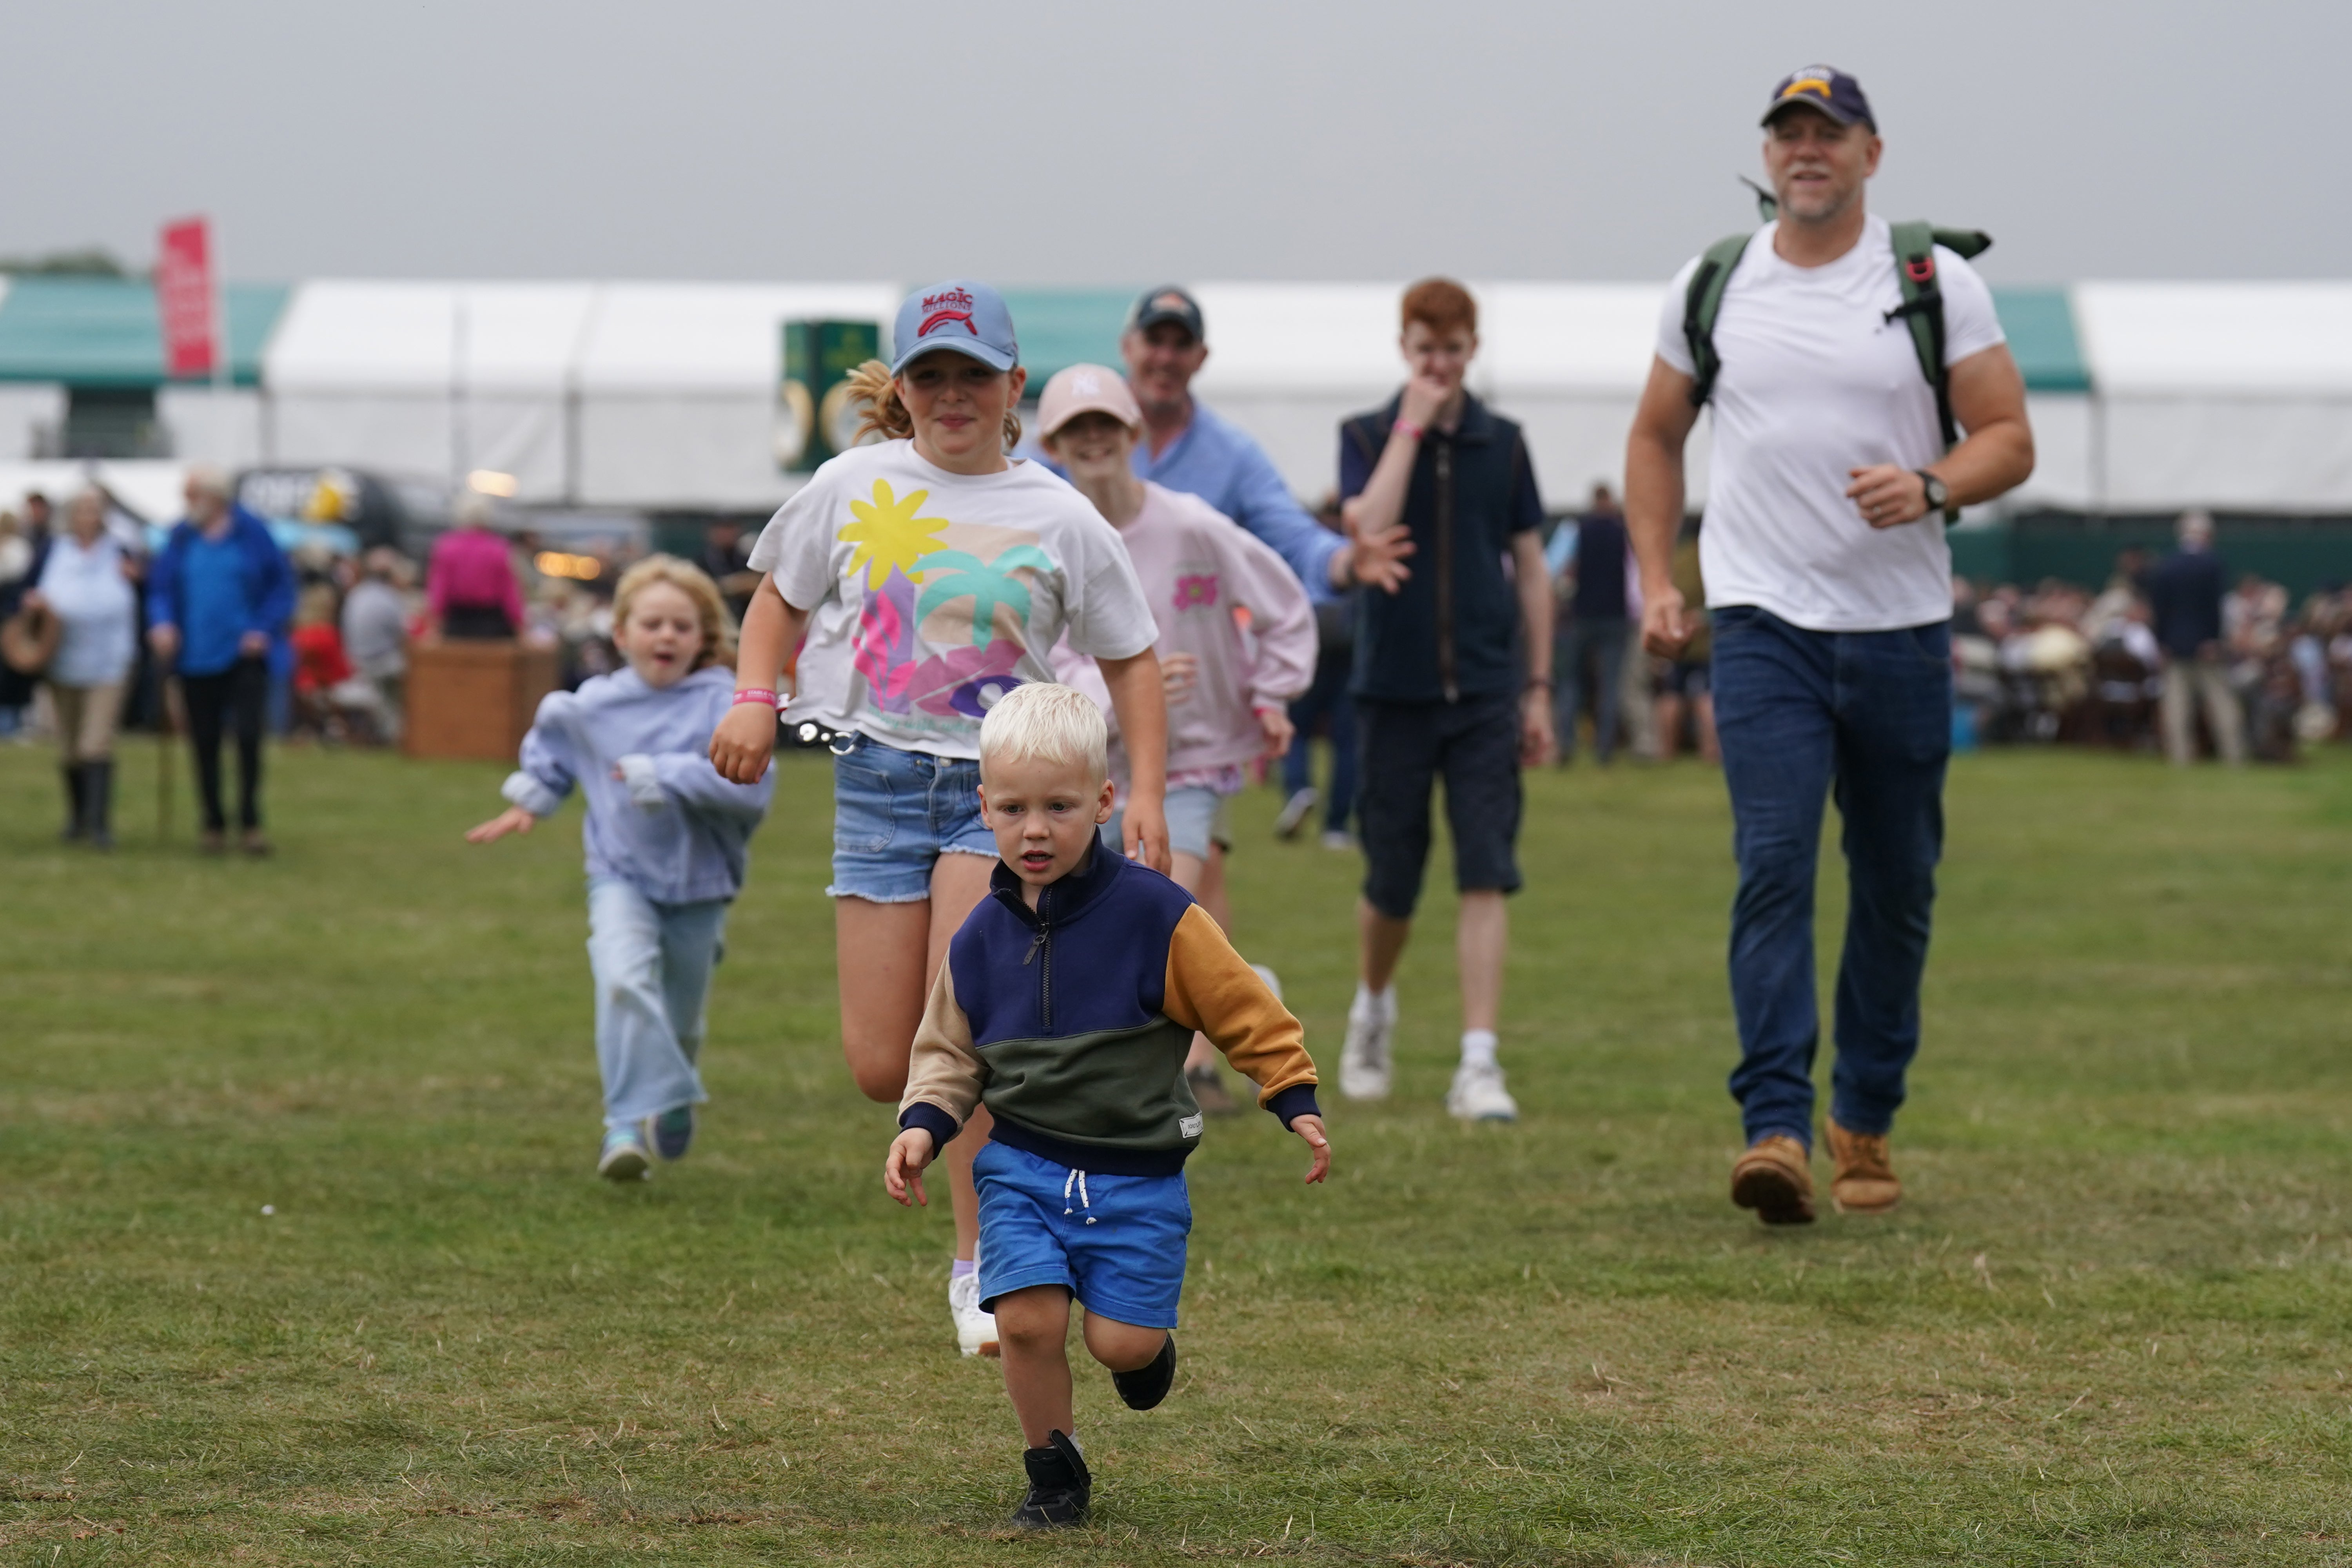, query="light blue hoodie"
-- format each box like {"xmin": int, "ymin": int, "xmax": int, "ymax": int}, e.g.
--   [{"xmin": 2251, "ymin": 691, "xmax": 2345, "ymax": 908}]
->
[{"xmin": 502, "ymin": 664, "xmax": 773, "ymax": 905}]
